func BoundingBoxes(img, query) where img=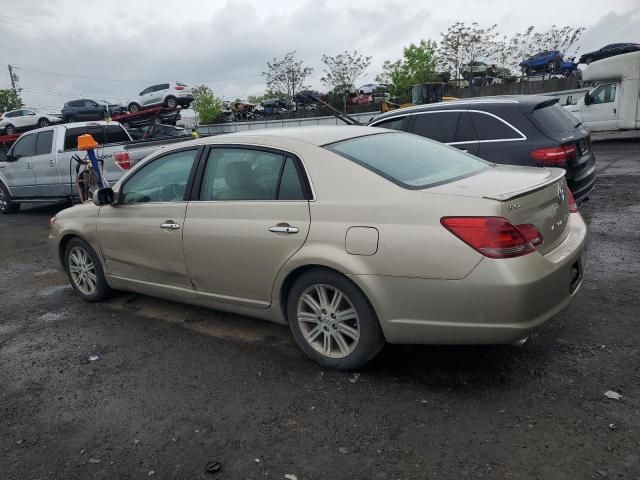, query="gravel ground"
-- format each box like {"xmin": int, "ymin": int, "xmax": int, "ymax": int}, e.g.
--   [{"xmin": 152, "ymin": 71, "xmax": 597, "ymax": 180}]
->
[{"xmin": 1, "ymin": 140, "xmax": 639, "ymax": 480}]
